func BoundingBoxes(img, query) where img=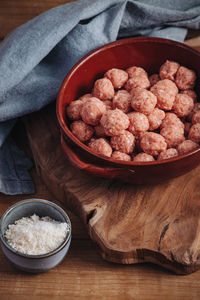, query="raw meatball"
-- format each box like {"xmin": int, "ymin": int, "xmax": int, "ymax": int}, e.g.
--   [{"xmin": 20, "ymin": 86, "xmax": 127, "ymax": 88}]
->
[
  {"xmin": 192, "ymin": 110, "xmax": 200, "ymax": 124},
  {"xmin": 104, "ymin": 68, "xmax": 128, "ymax": 89},
  {"xmin": 127, "ymin": 66, "xmax": 147, "ymax": 78},
  {"xmin": 93, "ymin": 78, "xmax": 114, "ymax": 100},
  {"xmin": 113, "ymin": 90, "xmax": 131, "ymax": 113},
  {"xmin": 188, "ymin": 123, "xmax": 200, "ymax": 143},
  {"xmin": 79, "ymin": 93, "xmax": 93, "ymax": 102},
  {"xmin": 147, "ymin": 108, "xmax": 165, "ymax": 131},
  {"xmin": 128, "ymin": 112, "xmax": 149, "ymax": 136},
  {"xmin": 159, "ymin": 60, "xmax": 180, "ymax": 81},
  {"xmin": 112, "ymin": 151, "xmax": 131, "ymax": 161},
  {"xmin": 140, "ymin": 132, "xmax": 167, "ymax": 156},
  {"xmin": 110, "ymin": 131, "xmax": 135, "ymax": 154},
  {"xmin": 161, "ymin": 112, "xmax": 184, "ymax": 129},
  {"xmin": 177, "ymin": 140, "xmax": 199, "ymax": 155},
  {"xmin": 175, "ymin": 66, "xmax": 196, "ymax": 90},
  {"xmin": 184, "ymin": 122, "xmax": 192, "ymax": 135},
  {"xmin": 94, "ymin": 124, "xmax": 105, "ymax": 137},
  {"xmin": 193, "ymin": 103, "xmax": 200, "ymax": 111},
  {"xmin": 125, "ymin": 66, "xmax": 150, "ymax": 91},
  {"xmin": 131, "ymin": 87, "xmax": 157, "ymax": 115},
  {"xmin": 133, "ymin": 153, "xmax": 155, "ymax": 162},
  {"xmin": 100, "ymin": 108, "xmax": 130, "ymax": 136},
  {"xmin": 71, "ymin": 120, "xmax": 94, "ymax": 142},
  {"xmin": 180, "ymin": 90, "xmax": 197, "ymax": 102},
  {"xmin": 66, "ymin": 100, "xmax": 83, "ymax": 120},
  {"xmin": 187, "ymin": 103, "xmax": 200, "ymax": 121},
  {"xmin": 149, "ymin": 74, "xmax": 160, "ymax": 86},
  {"xmin": 173, "ymin": 94, "xmax": 194, "ymax": 117},
  {"xmin": 160, "ymin": 126, "xmax": 185, "ymax": 148},
  {"xmin": 157, "ymin": 148, "xmax": 178, "ymax": 161},
  {"xmin": 104, "ymin": 100, "xmax": 113, "ymax": 110},
  {"xmin": 150, "ymin": 79, "xmax": 178, "ymax": 110},
  {"xmin": 88, "ymin": 138, "xmax": 112, "ymax": 157},
  {"xmin": 81, "ymin": 97, "xmax": 106, "ymax": 126}
]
